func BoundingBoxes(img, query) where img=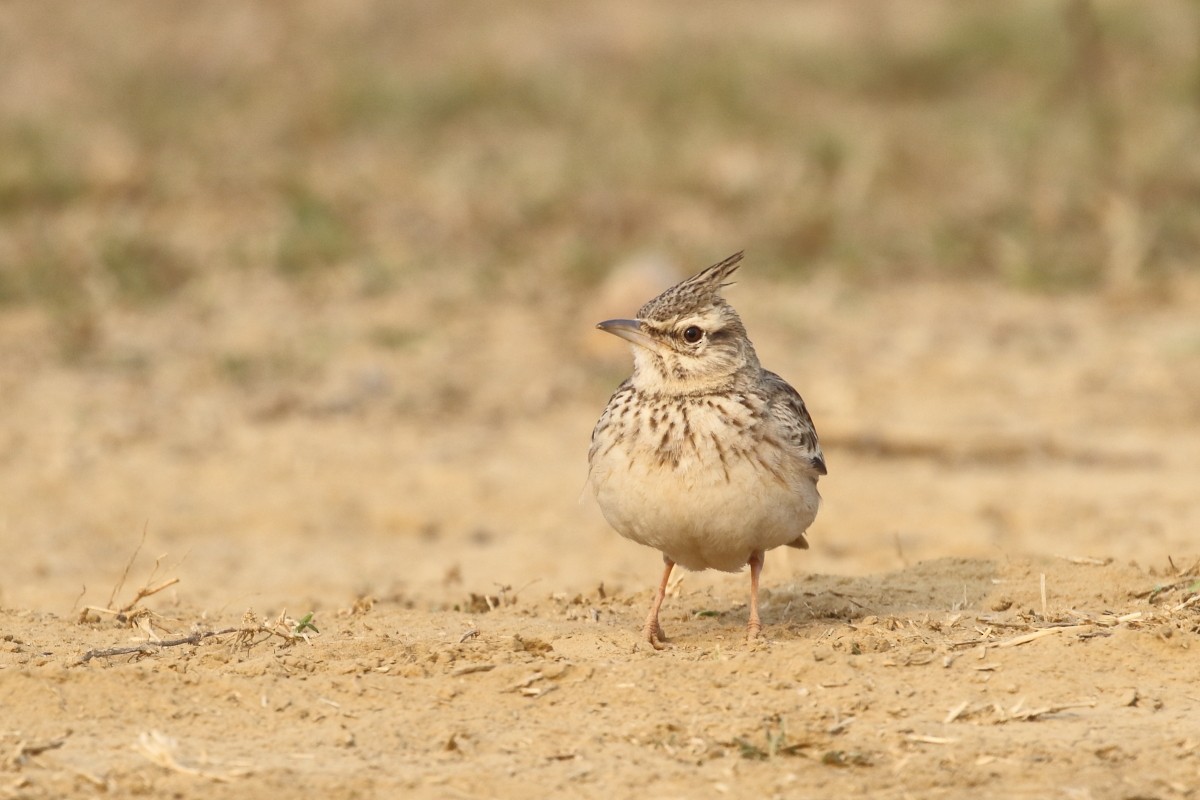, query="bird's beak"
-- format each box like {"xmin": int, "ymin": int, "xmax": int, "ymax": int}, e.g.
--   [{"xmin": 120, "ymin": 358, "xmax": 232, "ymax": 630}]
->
[{"xmin": 596, "ymin": 318, "xmax": 656, "ymax": 351}]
